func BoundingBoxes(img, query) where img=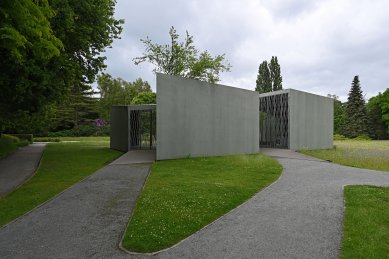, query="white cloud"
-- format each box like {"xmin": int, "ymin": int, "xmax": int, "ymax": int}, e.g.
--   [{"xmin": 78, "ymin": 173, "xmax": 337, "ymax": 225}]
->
[{"xmin": 103, "ymin": 0, "xmax": 389, "ymax": 101}]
